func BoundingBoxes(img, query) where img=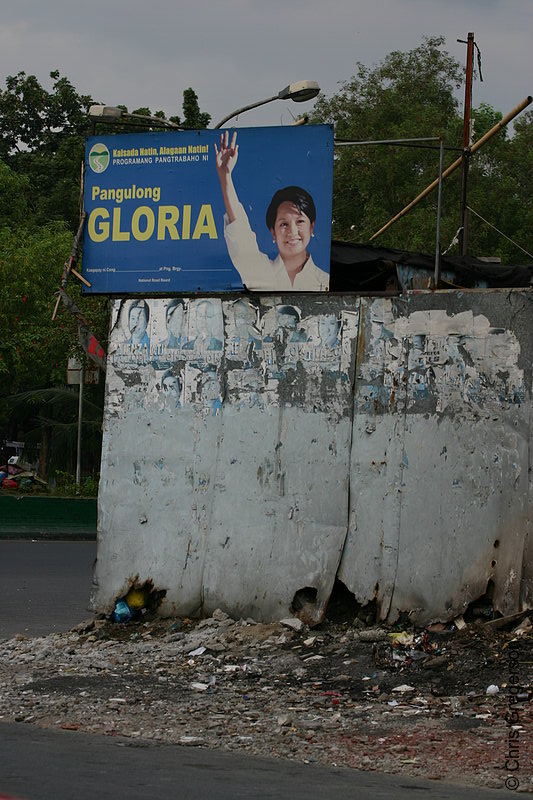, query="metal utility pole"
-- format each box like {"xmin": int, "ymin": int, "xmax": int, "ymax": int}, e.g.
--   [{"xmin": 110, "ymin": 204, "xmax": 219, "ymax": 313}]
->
[
  {"xmin": 76, "ymin": 363, "xmax": 85, "ymax": 487},
  {"xmin": 458, "ymin": 33, "xmax": 476, "ymax": 255},
  {"xmin": 434, "ymin": 138, "xmax": 445, "ymax": 288}
]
